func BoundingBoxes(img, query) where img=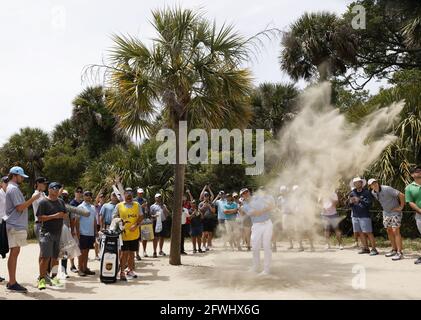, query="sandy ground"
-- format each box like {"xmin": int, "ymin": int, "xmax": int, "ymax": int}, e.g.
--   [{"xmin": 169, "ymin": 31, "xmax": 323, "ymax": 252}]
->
[{"xmin": 1, "ymin": 238, "xmax": 421, "ymax": 300}]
